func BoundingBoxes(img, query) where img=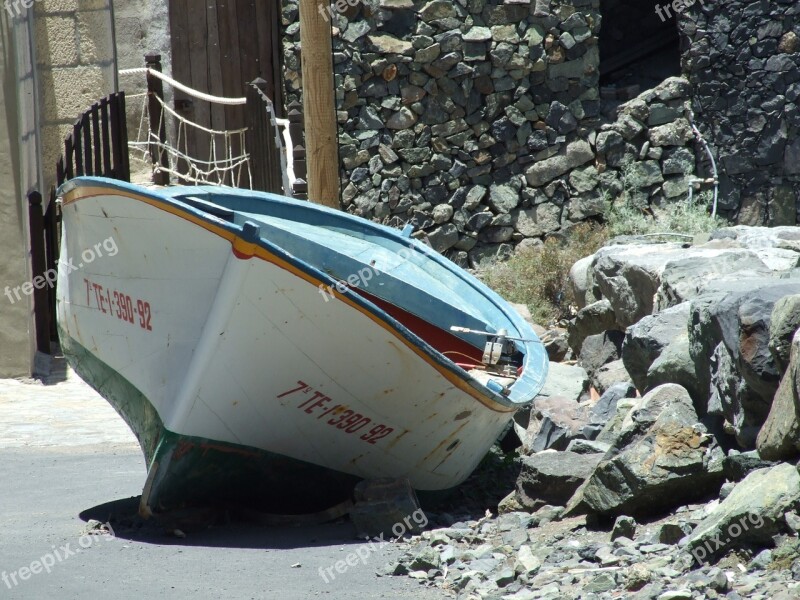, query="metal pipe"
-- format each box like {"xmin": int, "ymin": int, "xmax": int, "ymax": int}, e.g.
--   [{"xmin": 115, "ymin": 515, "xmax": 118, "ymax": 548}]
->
[{"xmin": 687, "ymin": 112, "xmax": 720, "ymax": 218}]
